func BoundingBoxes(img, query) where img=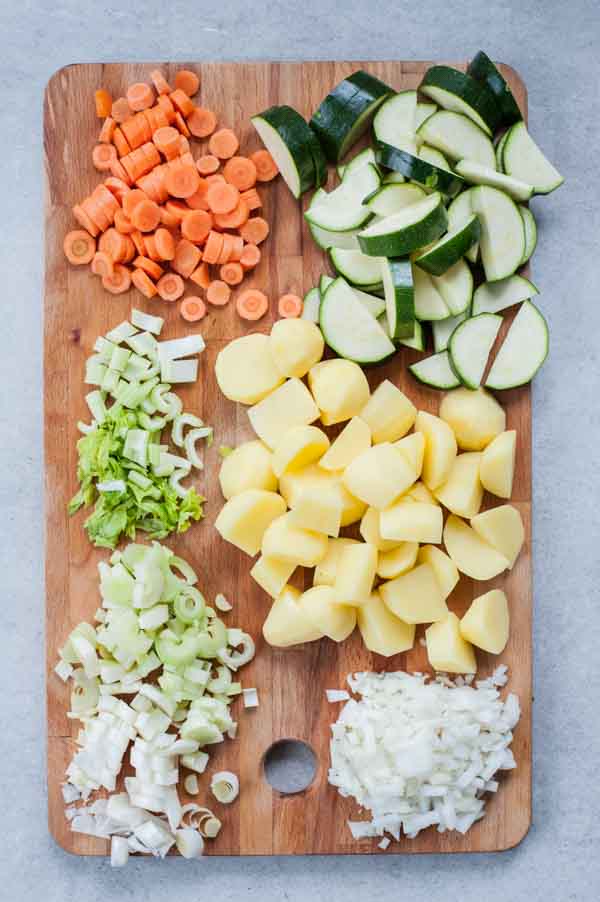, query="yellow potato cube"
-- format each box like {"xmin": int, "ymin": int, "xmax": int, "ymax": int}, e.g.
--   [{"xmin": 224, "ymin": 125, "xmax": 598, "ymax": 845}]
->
[
  {"xmin": 460, "ymin": 589, "xmax": 510, "ymax": 654},
  {"xmin": 470, "ymin": 504, "xmax": 524, "ymax": 568},
  {"xmin": 439, "ymin": 387, "xmax": 506, "ymax": 451},
  {"xmin": 377, "ymin": 542, "xmax": 419, "ymax": 580},
  {"xmin": 380, "ymin": 500, "xmax": 443, "ymax": 544},
  {"xmin": 279, "ymin": 464, "xmax": 367, "ymax": 527},
  {"xmin": 333, "ymin": 543, "xmax": 378, "ymax": 607},
  {"xmin": 394, "ymin": 432, "xmax": 425, "ymax": 476},
  {"xmin": 358, "ymin": 379, "xmax": 416, "ymax": 443},
  {"xmin": 218, "ymin": 440, "xmax": 277, "ymax": 499},
  {"xmin": 262, "ymin": 585, "xmax": 324, "ymax": 647},
  {"xmin": 215, "ymin": 333, "xmax": 283, "ymax": 404},
  {"xmin": 297, "ymin": 585, "xmax": 356, "ymax": 641},
  {"xmin": 434, "ymin": 452, "xmax": 484, "ymax": 518},
  {"xmin": 380, "ymin": 562, "xmax": 448, "ymax": 624},
  {"xmin": 308, "ymin": 359, "xmax": 370, "ymax": 425},
  {"xmin": 360, "ymin": 507, "xmax": 400, "ymax": 551},
  {"xmin": 250, "ymin": 555, "xmax": 296, "ymax": 598},
  {"xmin": 288, "ymin": 485, "xmax": 342, "ymax": 537},
  {"xmin": 479, "ymin": 430, "xmax": 517, "ymax": 498},
  {"xmin": 357, "ymin": 591, "xmax": 415, "ymax": 656},
  {"xmin": 272, "ymin": 425, "xmax": 330, "ymax": 478},
  {"xmin": 417, "ymin": 545, "xmax": 459, "ymax": 598},
  {"xmin": 405, "ymin": 481, "xmax": 439, "ymax": 505},
  {"xmin": 261, "ymin": 512, "xmax": 328, "ymax": 567},
  {"xmin": 342, "ymin": 443, "xmax": 416, "ymax": 510},
  {"xmin": 426, "ymin": 612, "xmax": 477, "ymax": 673},
  {"xmin": 443, "ymin": 514, "xmax": 509, "ymax": 580},
  {"xmin": 248, "ymin": 378, "xmax": 320, "ymax": 449},
  {"xmin": 269, "ymin": 318, "xmax": 325, "ymax": 378},
  {"xmin": 320, "ymin": 416, "xmax": 371, "ymax": 471},
  {"xmin": 215, "ymin": 490, "xmax": 287, "ymax": 556},
  {"xmin": 415, "ymin": 410, "xmax": 457, "ymax": 490},
  {"xmin": 313, "ymin": 538, "xmax": 360, "ymax": 587}
]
